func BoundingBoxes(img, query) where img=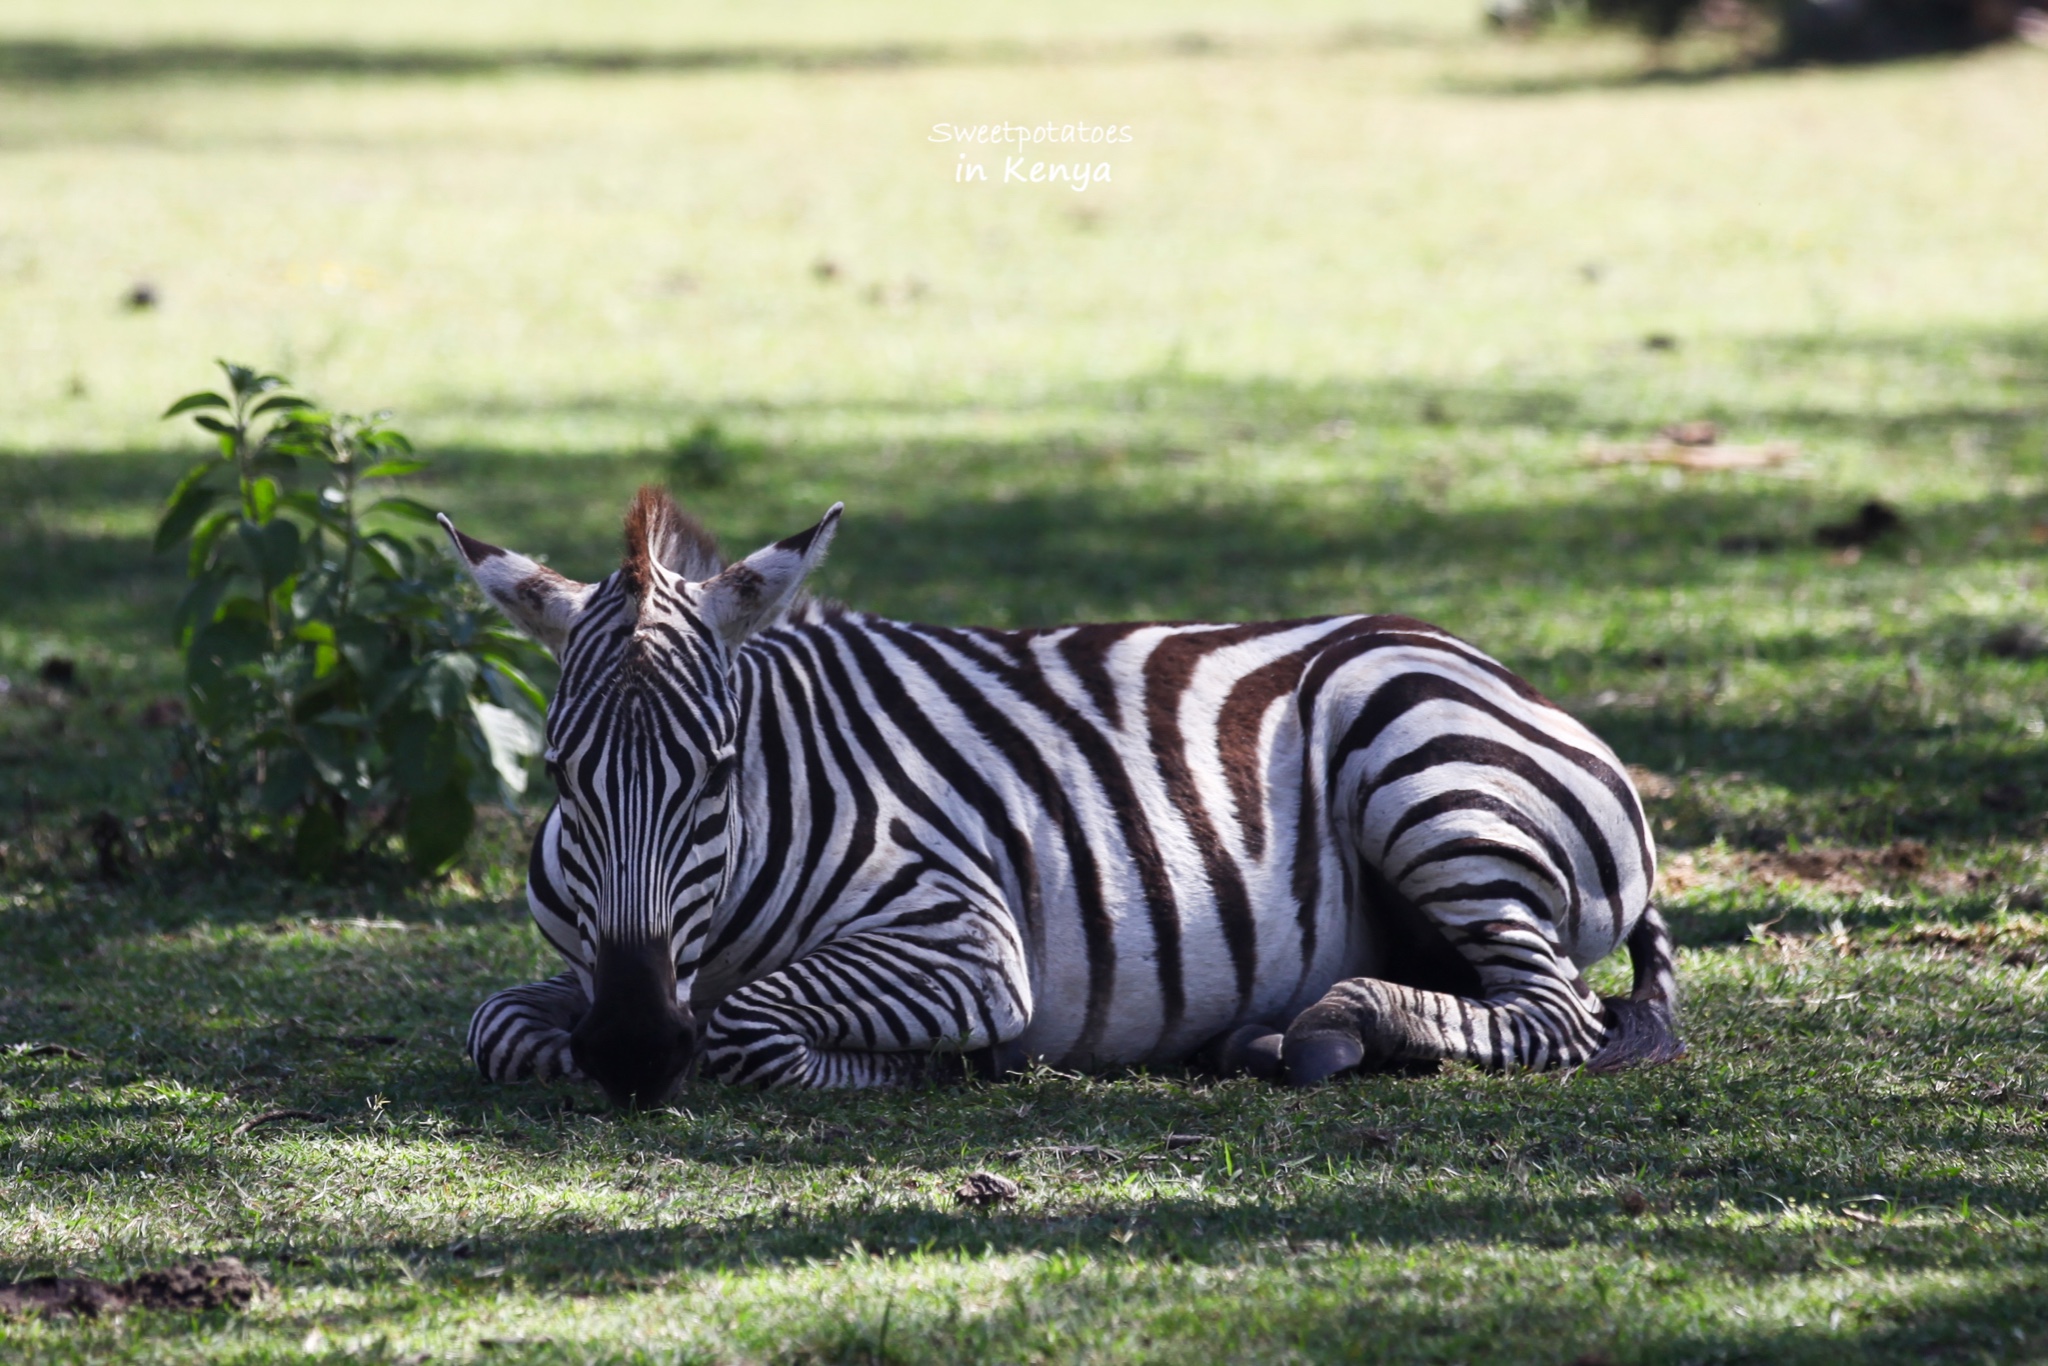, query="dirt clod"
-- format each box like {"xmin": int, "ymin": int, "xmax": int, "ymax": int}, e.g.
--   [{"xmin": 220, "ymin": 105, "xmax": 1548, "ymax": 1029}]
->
[
  {"xmin": 1814, "ymin": 500, "xmax": 1903, "ymax": 549},
  {"xmin": 1981, "ymin": 782, "xmax": 2030, "ymax": 814},
  {"xmin": 0, "ymin": 1258, "xmax": 264, "ymax": 1319},
  {"xmin": 955, "ymin": 1171, "xmax": 1020, "ymax": 1206},
  {"xmin": 138, "ymin": 697, "xmax": 187, "ymax": 728},
  {"xmin": 1986, "ymin": 623, "xmax": 2048, "ymax": 661},
  {"xmin": 1658, "ymin": 420, "xmax": 1719, "ymax": 446}
]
